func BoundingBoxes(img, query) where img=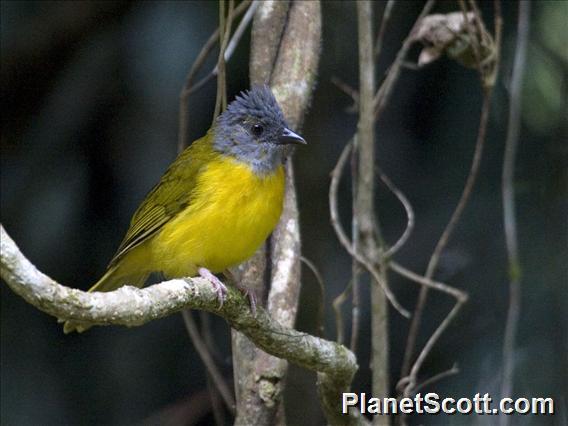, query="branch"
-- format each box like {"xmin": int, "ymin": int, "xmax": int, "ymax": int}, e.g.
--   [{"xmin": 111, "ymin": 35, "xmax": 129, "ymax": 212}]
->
[
  {"xmin": 374, "ymin": 0, "xmax": 396, "ymax": 60},
  {"xmin": 401, "ymin": 1, "xmax": 502, "ymax": 380},
  {"xmin": 377, "ymin": 169, "xmax": 415, "ymax": 259},
  {"xmin": 500, "ymin": 0, "xmax": 529, "ymax": 418},
  {"xmin": 409, "ymin": 363, "xmax": 459, "ymax": 393},
  {"xmin": 183, "ymin": 0, "xmax": 259, "ymax": 103},
  {"xmin": 330, "ymin": 140, "xmax": 410, "ymax": 318},
  {"xmin": 232, "ymin": 1, "xmax": 293, "ymax": 420},
  {"xmin": 231, "ymin": 252, "xmax": 269, "ymax": 425},
  {"xmin": 357, "ymin": 2, "xmax": 393, "ymax": 414},
  {"xmin": 301, "ymin": 256, "xmax": 326, "ymax": 337},
  {"xmin": 373, "ymin": 0, "xmax": 436, "ymax": 120},
  {"xmin": 0, "ymin": 224, "xmax": 357, "ymax": 411},
  {"xmin": 212, "ymin": 0, "xmax": 234, "ymax": 119},
  {"xmin": 330, "ymin": 139, "xmax": 468, "ymax": 401},
  {"xmin": 232, "ymin": 1, "xmax": 323, "ymax": 423},
  {"xmin": 178, "ymin": 0, "xmax": 252, "ymax": 151}
]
